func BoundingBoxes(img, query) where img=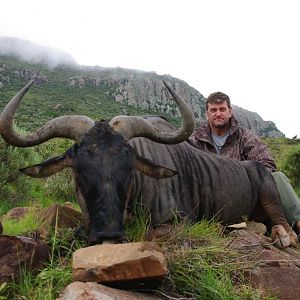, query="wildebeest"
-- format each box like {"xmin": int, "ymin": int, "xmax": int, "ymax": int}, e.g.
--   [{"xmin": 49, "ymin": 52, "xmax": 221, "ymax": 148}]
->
[{"xmin": 0, "ymin": 80, "xmax": 297, "ymax": 248}]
